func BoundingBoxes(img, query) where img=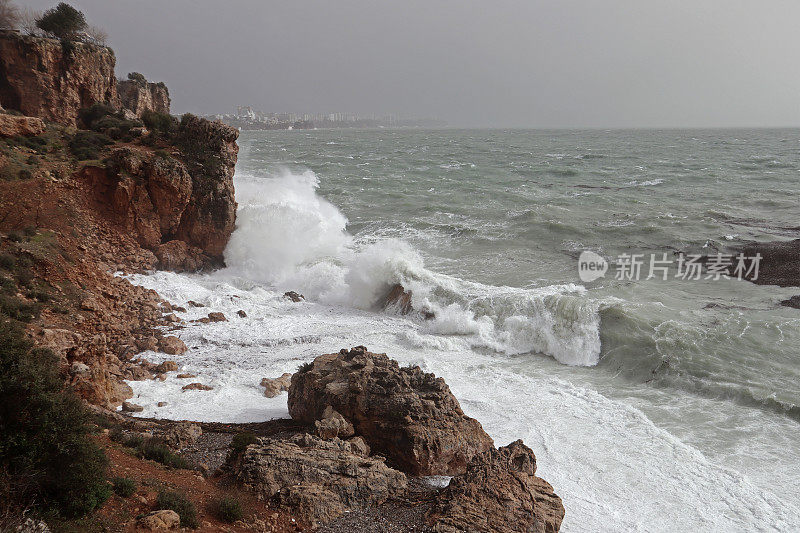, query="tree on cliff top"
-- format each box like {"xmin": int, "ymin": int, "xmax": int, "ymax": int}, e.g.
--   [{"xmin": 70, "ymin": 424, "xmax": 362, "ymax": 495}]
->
[{"xmin": 35, "ymin": 2, "xmax": 86, "ymax": 40}]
